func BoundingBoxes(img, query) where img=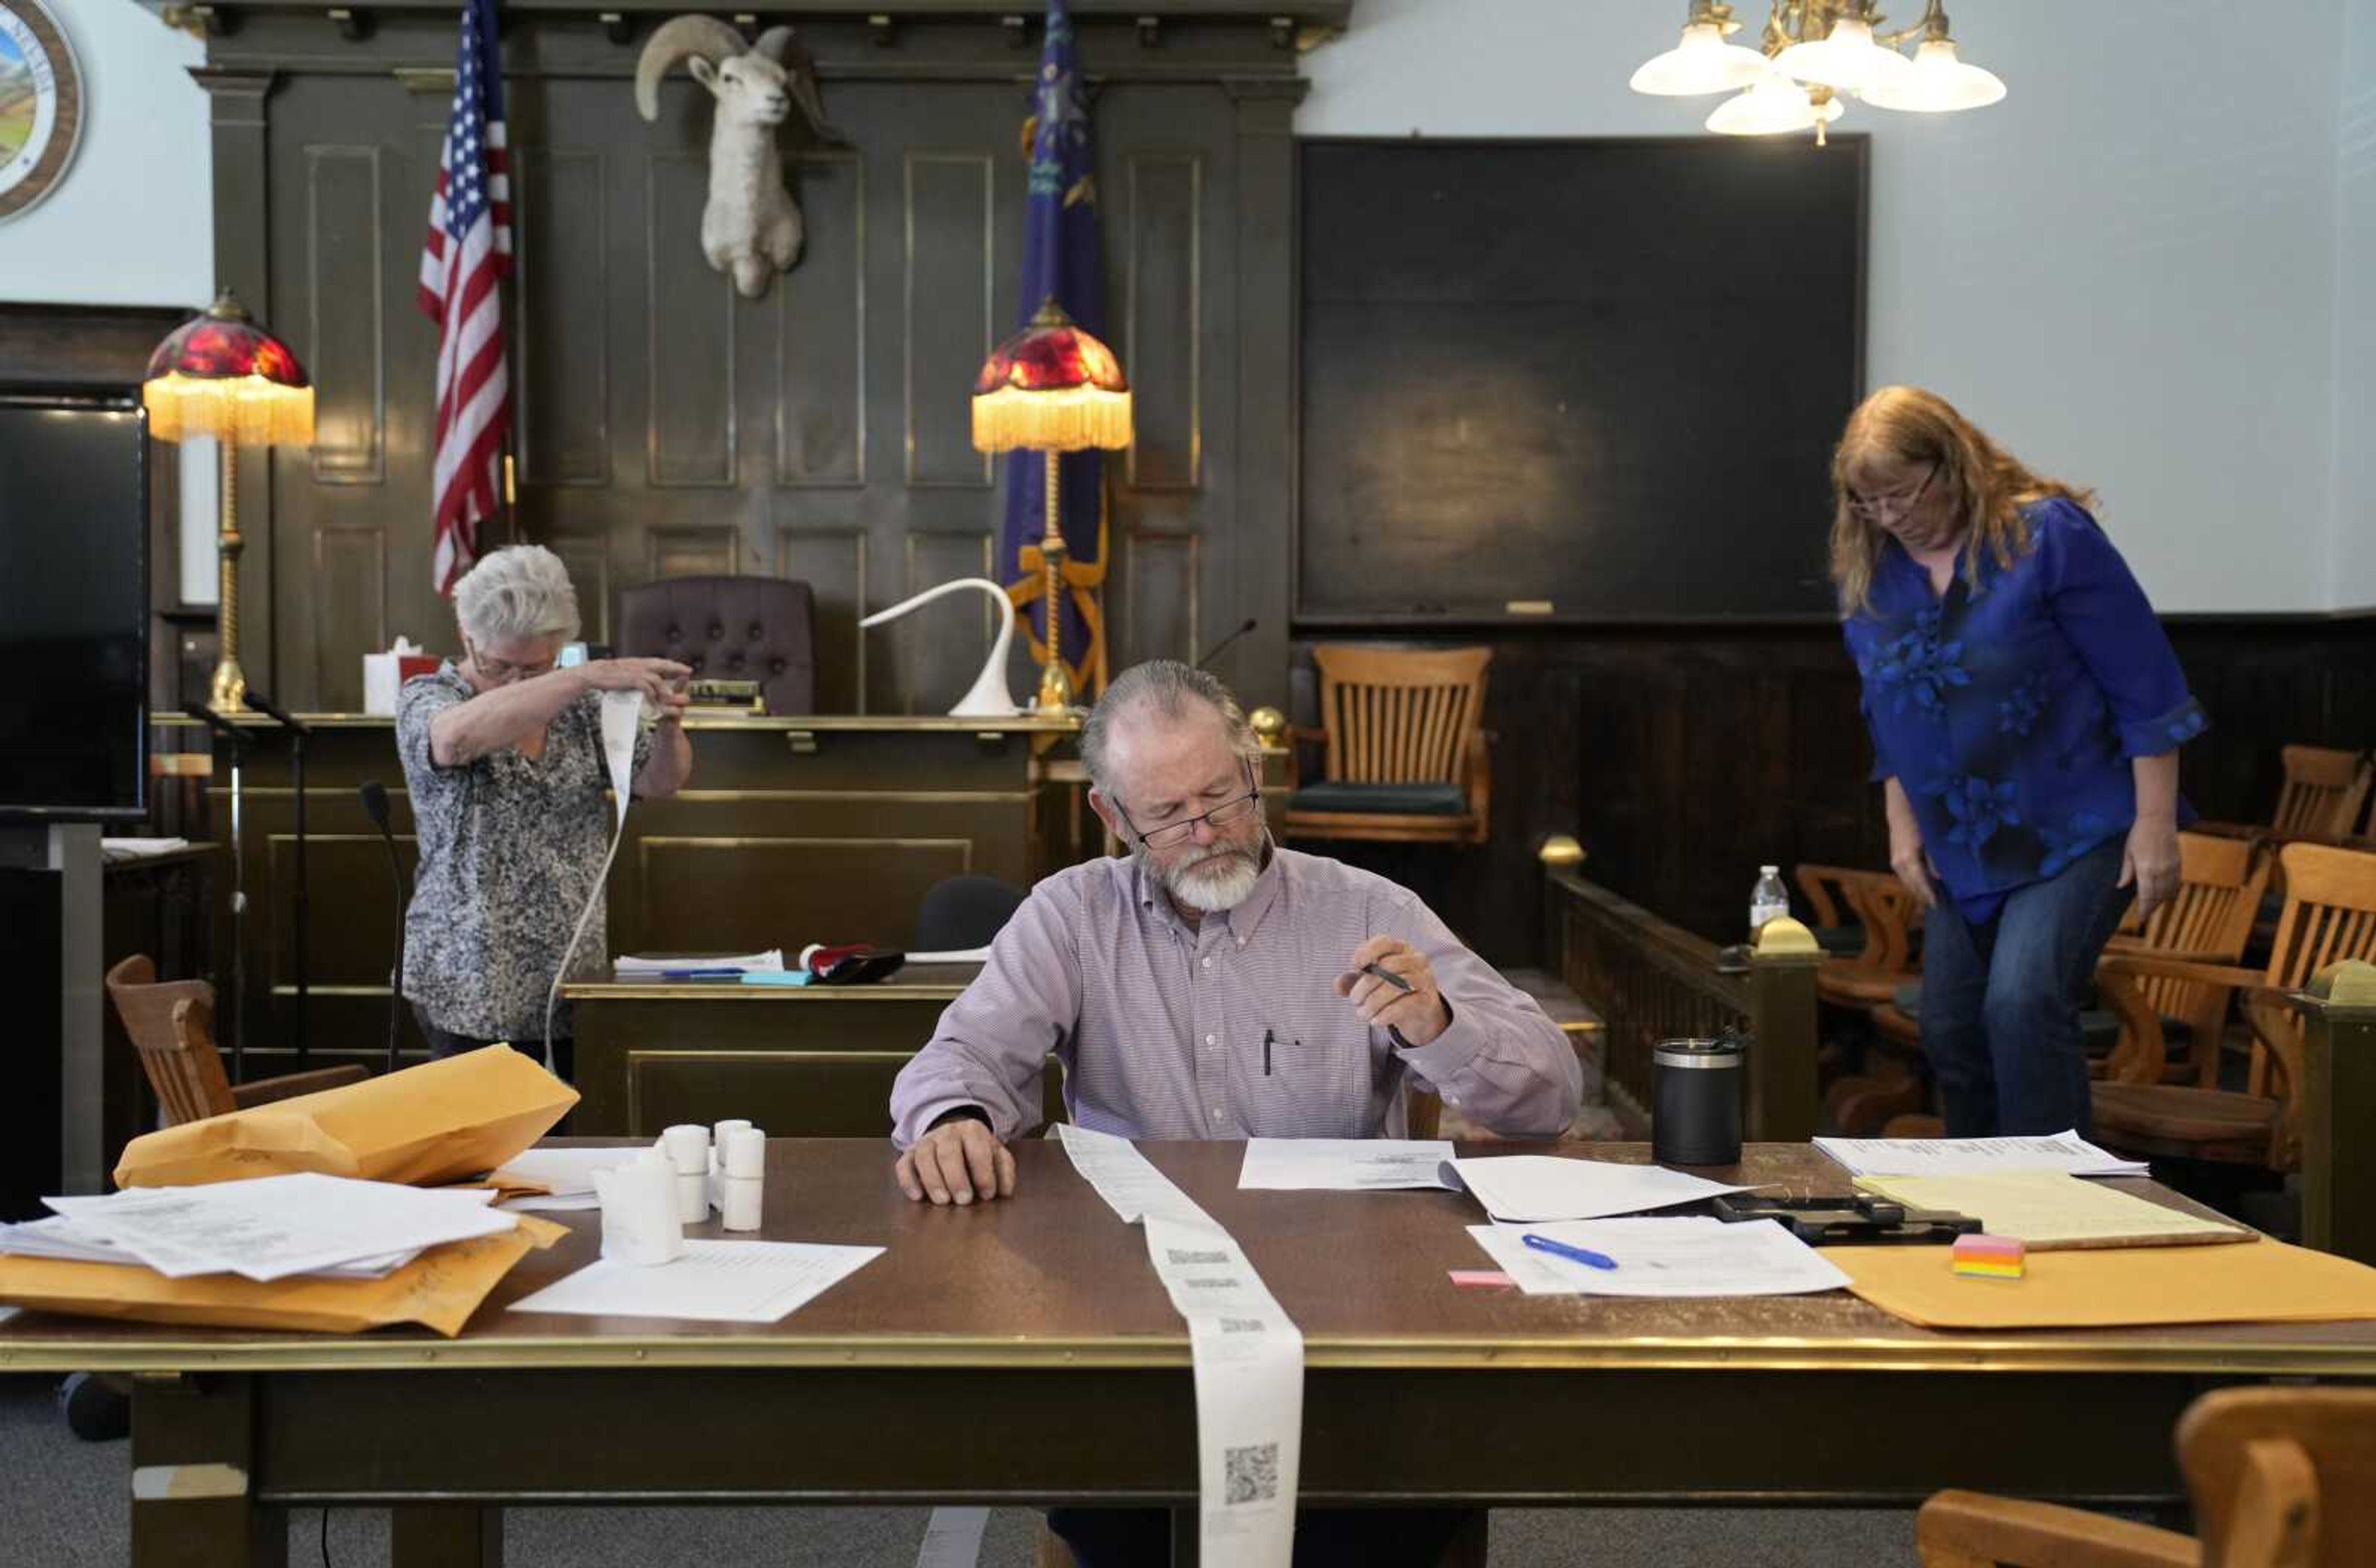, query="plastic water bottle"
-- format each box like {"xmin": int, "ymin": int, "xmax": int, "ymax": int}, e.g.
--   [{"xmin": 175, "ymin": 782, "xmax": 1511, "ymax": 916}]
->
[{"xmin": 1749, "ymin": 865, "xmax": 1789, "ymax": 938}]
